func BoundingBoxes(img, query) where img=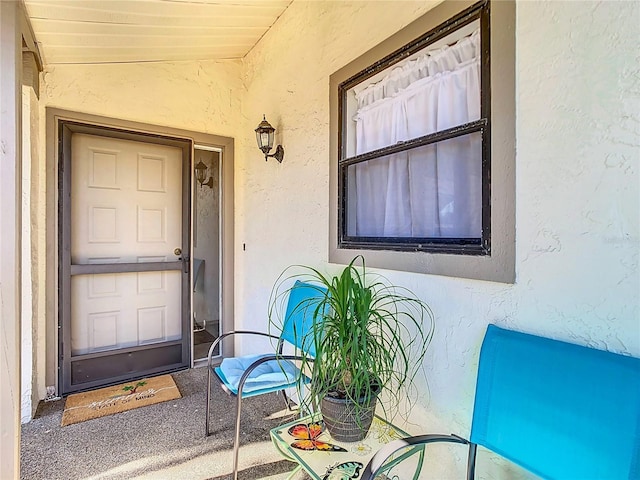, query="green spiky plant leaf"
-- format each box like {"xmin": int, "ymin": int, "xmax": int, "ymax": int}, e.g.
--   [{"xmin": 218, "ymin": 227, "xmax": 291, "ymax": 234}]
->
[{"xmin": 269, "ymin": 256, "xmax": 434, "ymax": 429}]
